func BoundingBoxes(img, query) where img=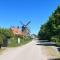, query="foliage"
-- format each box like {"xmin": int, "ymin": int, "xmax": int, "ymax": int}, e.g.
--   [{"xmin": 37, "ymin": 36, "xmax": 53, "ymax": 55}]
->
[
  {"xmin": 8, "ymin": 37, "xmax": 18, "ymax": 47},
  {"xmin": 8, "ymin": 36, "xmax": 32, "ymax": 47},
  {"xmin": 0, "ymin": 28, "xmax": 14, "ymax": 38},
  {"xmin": 0, "ymin": 27, "xmax": 32, "ymax": 47},
  {"xmin": 51, "ymin": 36, "xmax": 59, "ymax": 42},
  {"xmin": 0, "ymin": 28, "xmax": 14, "ymax": 47},
  {"xmin": 38, "ymin": 5, "xmax": 60, "ymax": 46},
  {"xmin": 0, "ymin": 34, "xmax": 5, "ymax": 44}
]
